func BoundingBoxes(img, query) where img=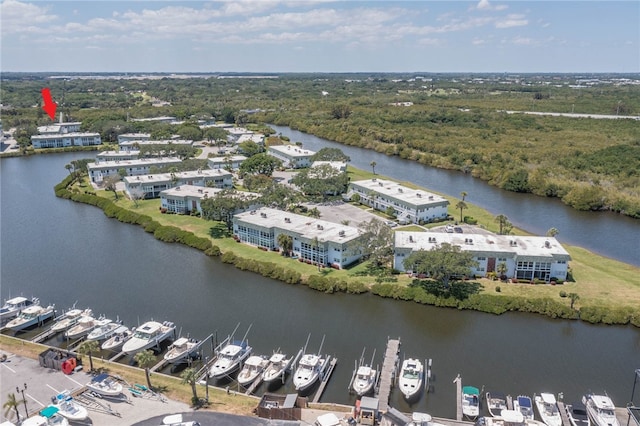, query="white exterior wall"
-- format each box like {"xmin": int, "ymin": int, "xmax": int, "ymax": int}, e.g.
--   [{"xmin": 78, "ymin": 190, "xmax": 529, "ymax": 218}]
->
[
  {"xmin": 267, "ymin": 146, "xmax": 315, "ymax": 169},
  {"xmin": 31, "ymin": 133, "xmax": 102, "ymax": 149}
]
